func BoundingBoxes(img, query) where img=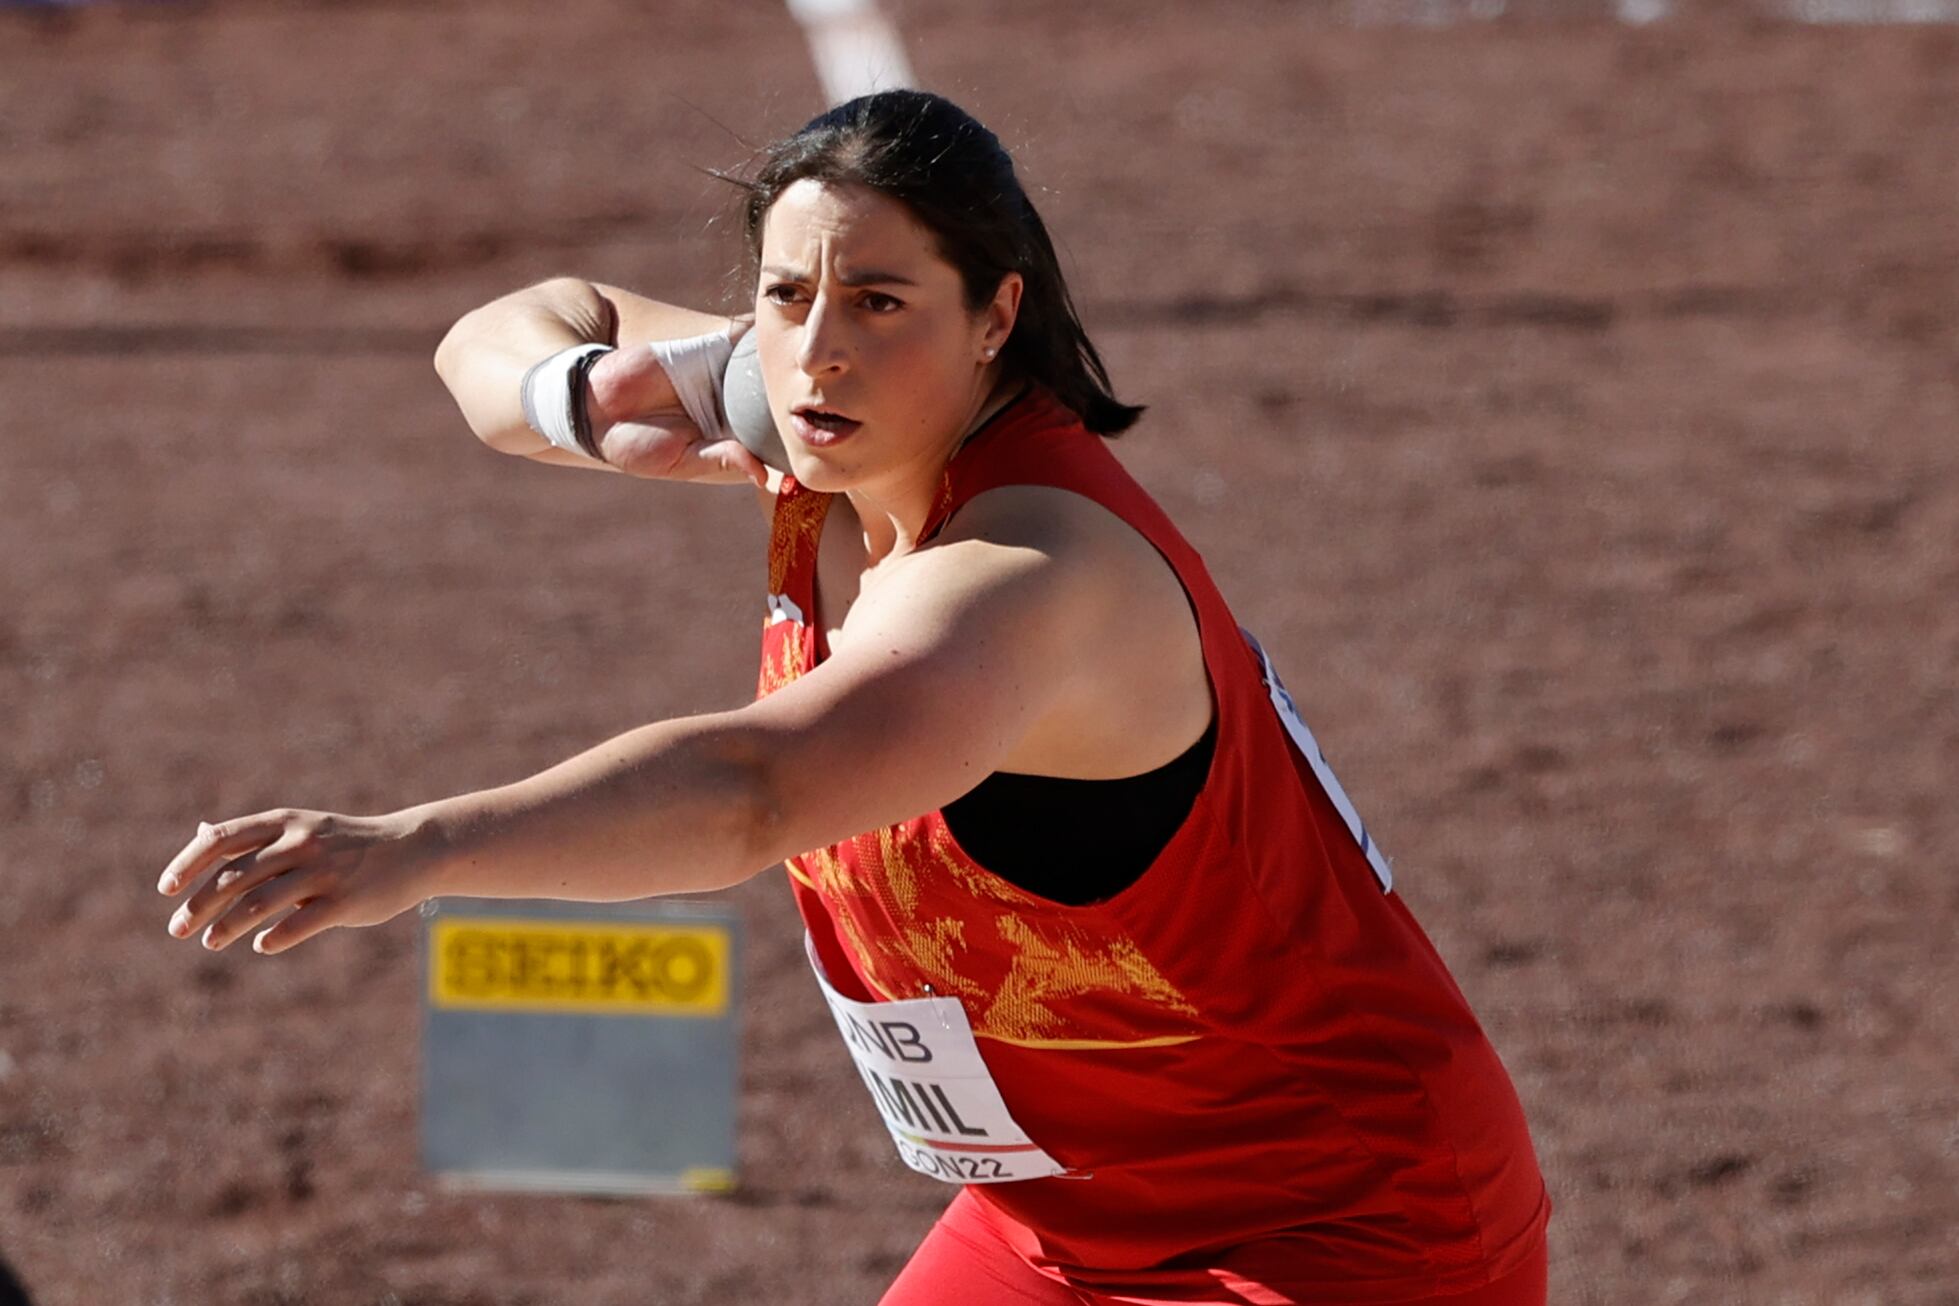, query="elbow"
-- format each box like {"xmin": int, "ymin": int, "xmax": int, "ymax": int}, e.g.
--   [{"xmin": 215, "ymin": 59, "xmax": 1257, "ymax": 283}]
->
[
  {"xmin": 696, "ymin": 725, "xmax": 795, "ymax": 892},
  {"xmin": 431, "ymin": 316, "xmax": 465, "ymax": 392},
  {"xmin": 430, "ymin": 308, "xmax": 497, "ymax": 448},
  {"xmin": 738, "ymin": 766, "xmax": 797, "ymax": 891},
  {"xmin": 433, "ymin": 289, "xmax": 532, "ymax": 390},
  {"xmin": 677, "ymin": 724, "xmax": 799, "ymax": 900}
]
